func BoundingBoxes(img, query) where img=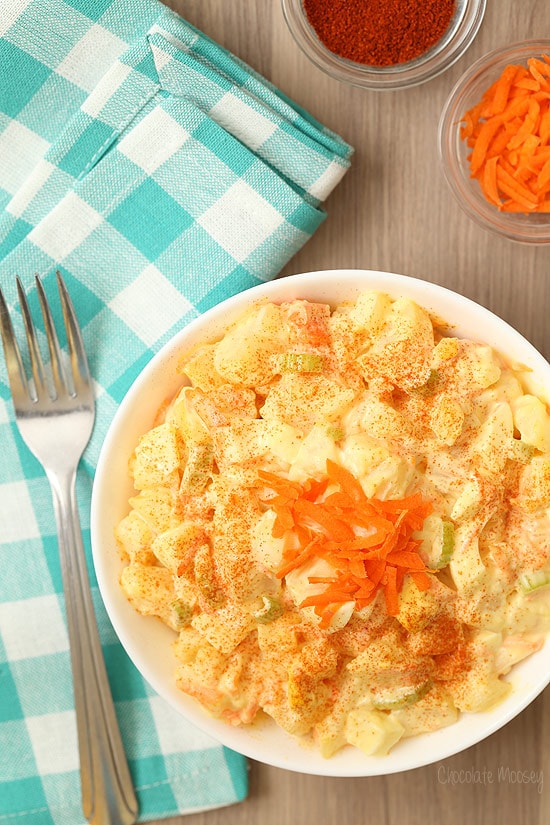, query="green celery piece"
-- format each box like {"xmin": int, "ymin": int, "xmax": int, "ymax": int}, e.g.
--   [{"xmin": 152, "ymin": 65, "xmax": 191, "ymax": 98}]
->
[
  {"xmin": 279, "ymin": 352, "xmax": 324, "ymax": 373},
  {"xmin": 254, "ymin": 594, "xmax": 284, "ymax": 623},
  {"xmin": 518, "ymin": 569, "xmax": 550, "ymax": 594}
]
